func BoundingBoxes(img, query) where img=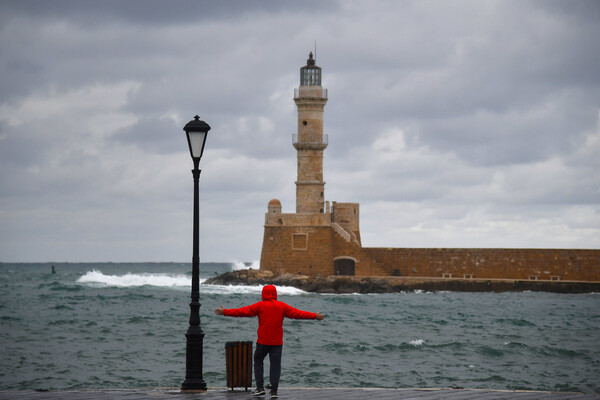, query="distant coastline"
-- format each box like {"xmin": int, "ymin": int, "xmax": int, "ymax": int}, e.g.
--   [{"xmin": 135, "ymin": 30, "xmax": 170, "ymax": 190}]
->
[{"xmin": 204, "ymin": 269, "xmax": 600, "ymax": 294}]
